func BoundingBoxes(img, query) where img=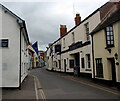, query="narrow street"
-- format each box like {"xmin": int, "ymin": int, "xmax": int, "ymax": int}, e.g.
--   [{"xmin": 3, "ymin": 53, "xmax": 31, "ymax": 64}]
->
[{"xmin": 31, "ymin": 67, "xmax": 120, "ymax": 100}]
